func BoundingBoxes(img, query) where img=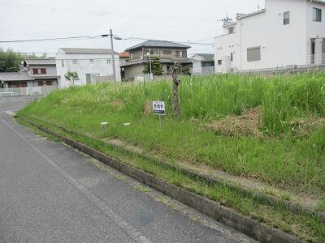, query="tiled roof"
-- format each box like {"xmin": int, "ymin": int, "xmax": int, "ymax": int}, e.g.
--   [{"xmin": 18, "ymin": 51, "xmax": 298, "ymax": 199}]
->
[
  {"xmin": 0, "ymin": 72, "xmax": 35, "ymax": 82},
  {"xmin": 32, "ymin": 76, "xmax": 58, "ymax": 80},
  {"xmin": 125, "ymin": 40, "xmax": 191, "ymax": 52},
  {"xmin": 119, "ymin": 52, "xmax": 130, "ymax": 58},
  {"xmin": 60, "ymin": 48, "xmax": 118, "ymax": 55},
  {"xmin": 25, "ymin": 59, "xmax": 56, "ymax": 65}
]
